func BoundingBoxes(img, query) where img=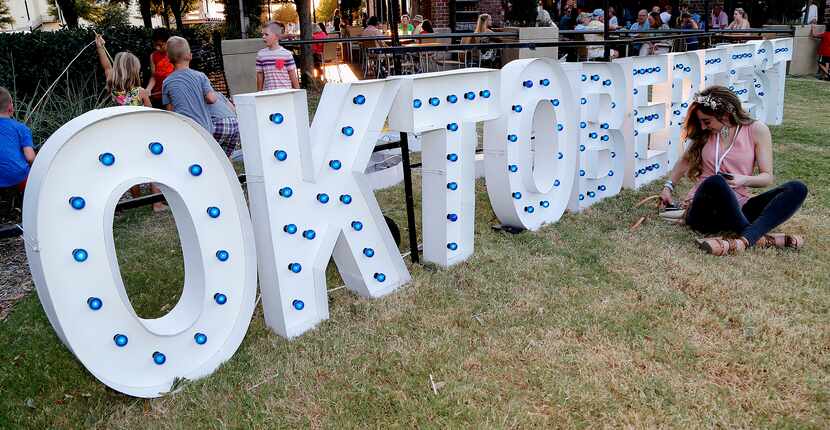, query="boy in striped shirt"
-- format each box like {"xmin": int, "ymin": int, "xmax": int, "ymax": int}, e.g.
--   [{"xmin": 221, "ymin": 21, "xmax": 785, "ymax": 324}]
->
[{"xmin": 256, "ymin": 22, "xmax": 300, "ymax": 91}]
